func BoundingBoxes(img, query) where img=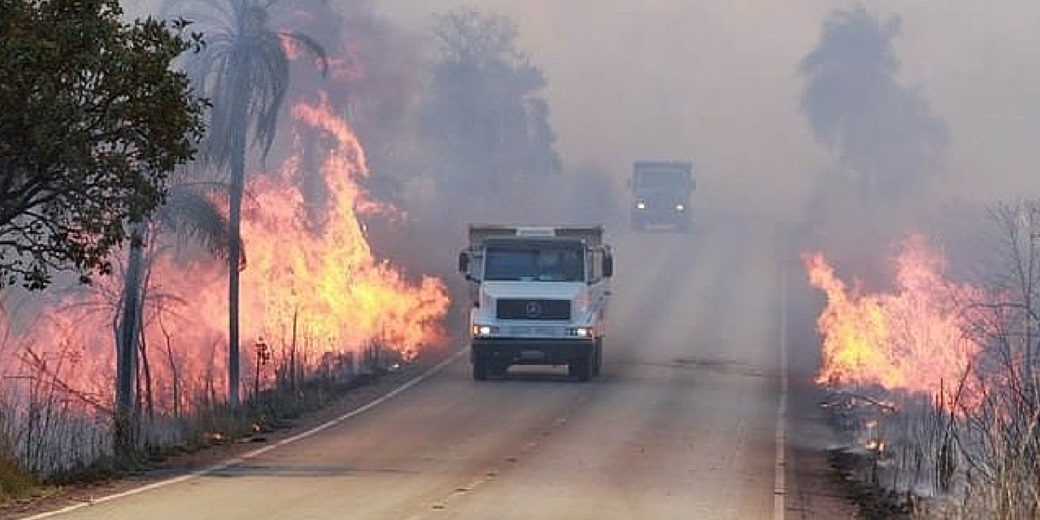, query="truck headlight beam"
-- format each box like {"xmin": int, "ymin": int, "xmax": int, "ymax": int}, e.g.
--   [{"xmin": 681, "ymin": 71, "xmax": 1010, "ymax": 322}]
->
[
  {"xmin": 472, "ymin": 325, "xmax": 497, "ymax": 336},
  {"xmin": 568, "ymin": 327, "xmax": 594, "ymax": 338}
]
